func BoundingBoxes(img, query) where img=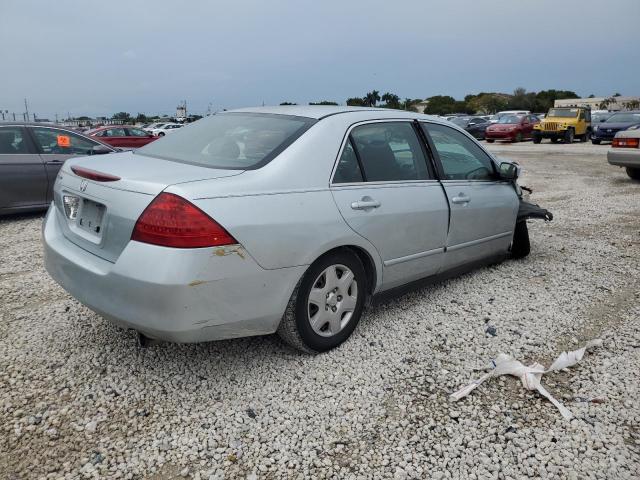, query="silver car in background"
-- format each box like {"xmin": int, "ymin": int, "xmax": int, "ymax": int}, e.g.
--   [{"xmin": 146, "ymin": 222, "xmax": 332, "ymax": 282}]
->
[{"xmin": 43, "ymin": 106, "xmax": 539, "ymax": 352}]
